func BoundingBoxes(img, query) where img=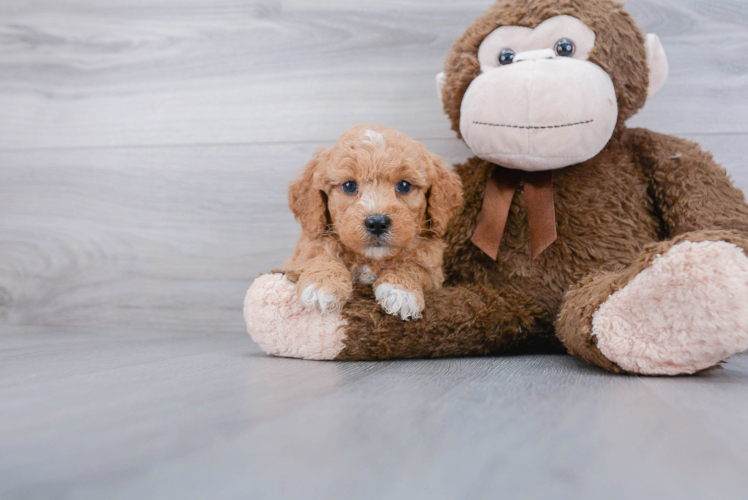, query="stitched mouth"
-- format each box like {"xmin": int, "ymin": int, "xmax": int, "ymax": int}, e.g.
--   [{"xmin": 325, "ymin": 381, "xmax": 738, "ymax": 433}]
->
[{"xmin": 473, "ymin": 119, "xmax": 594, "ymax": 130}]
